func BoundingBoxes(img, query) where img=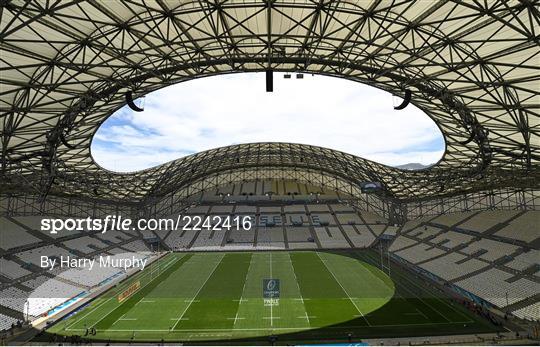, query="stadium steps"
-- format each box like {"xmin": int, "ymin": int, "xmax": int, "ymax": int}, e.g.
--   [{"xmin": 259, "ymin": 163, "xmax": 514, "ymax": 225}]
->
[
  {"xmin": 356, "ymin": 213, "xmax": 378, "ymax": 239},
  {"xmin": 221, "ymin": 228, "xmax": 231, "ymax": 247},
  {"xmin": 115, "ymin": 236, "xmax": 151, "ymax": 253},
  {"xmin": 305, "ymin": 222, "xmax": 323, "ymax": 249},
  {"xmin": 450, "ymin": 262, "xmax": 493, "ymax": 283},
  {"xmin": 0, "ymin": 304, "xmax": 24, "ymax": 321},
  {"xmin": 337, "ymin": 225, "xmax": 355, "ymax": 248},
  {"xmin": 5, "ymin": 217, "xmax": 55, "ymax": 243},
  {"xmin": 186, "ymin": 229, "xmax": 202, "ymax": 249},
  {"xmin": 281, "ymin": 224, "xmax": 290, "ymax": 249},
  {"xmin": 0, "ymin": 256, "xmax": 38, "ymax": 291},
  {"xmin": 389, "ymin": 238, "xmax": 421, "ymax": 252},
  {"xmin": 308, "ymin": 226, "xmax": 323, "ymax": 248},
  {"xmin": 501, "ymin": 293, "xmax": 540, "ymax": 312},
  {"xmin": 415, "ymin": 250, "xmax": 455, "ymax": 266},
  {"xmin": 0, "ymin": 270, "xmax": 38, "ymax": 293},
  {"xmin": 482, "ymin": 222, "xmax": 515, "ymax": 236},
  {"xmin": 47, "ymin": 271, "xmax": 89, "ymax": 290},
  {"xmin": 327, "ymin": 205, "xmax": 355, "ymax": 248},
  {"xmin": 253, "ymin": 226, "xmax": 259, "ymax": 247},
  {"xmin": 501, "ymin": 210, "xmax": 528, "ymax": 225},
  {"xmin": 431, "ymin": 215, "xmax": 532, "ymax": 251},
  {"xmin": 4, "ymin": 219, "xmax": 90, "ymax": 257},
  {"xmin": 160, "ymin": 229, "xmax": 174, "ymax": 246},
  {"xmin": 0, "ymin": 273, "xmax": 12, "ymax": 284},
  {"xmin": 5, "ymin": 254, "xmax": 41, "ymax": 275},
  {"xmin": 448, "ymin": 210, "xmax": 483, "ymax": 228},
  {"xmin": 505, "ymin": 264, "xmax": 540, "ymax": 283}
]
